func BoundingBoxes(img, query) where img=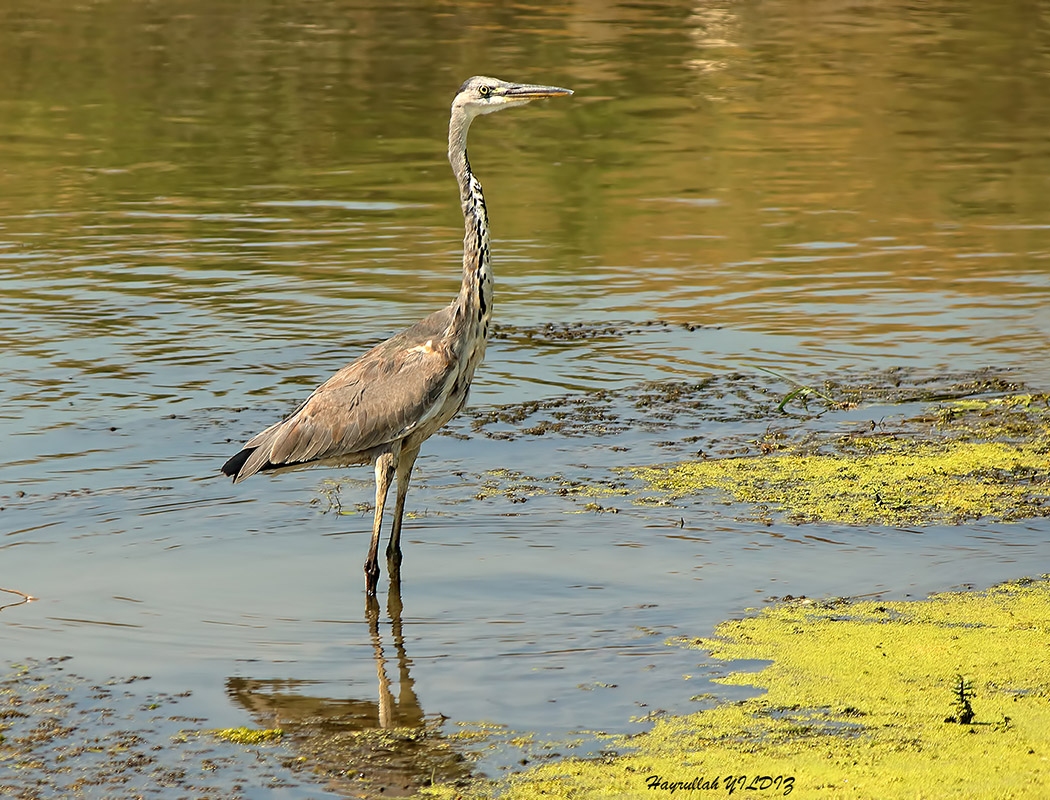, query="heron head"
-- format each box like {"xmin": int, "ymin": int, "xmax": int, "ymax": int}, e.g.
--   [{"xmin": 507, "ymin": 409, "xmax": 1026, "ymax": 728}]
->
[{"xmin": 452, "ymin": 76, "xmax": 573, "ymax": 118}]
